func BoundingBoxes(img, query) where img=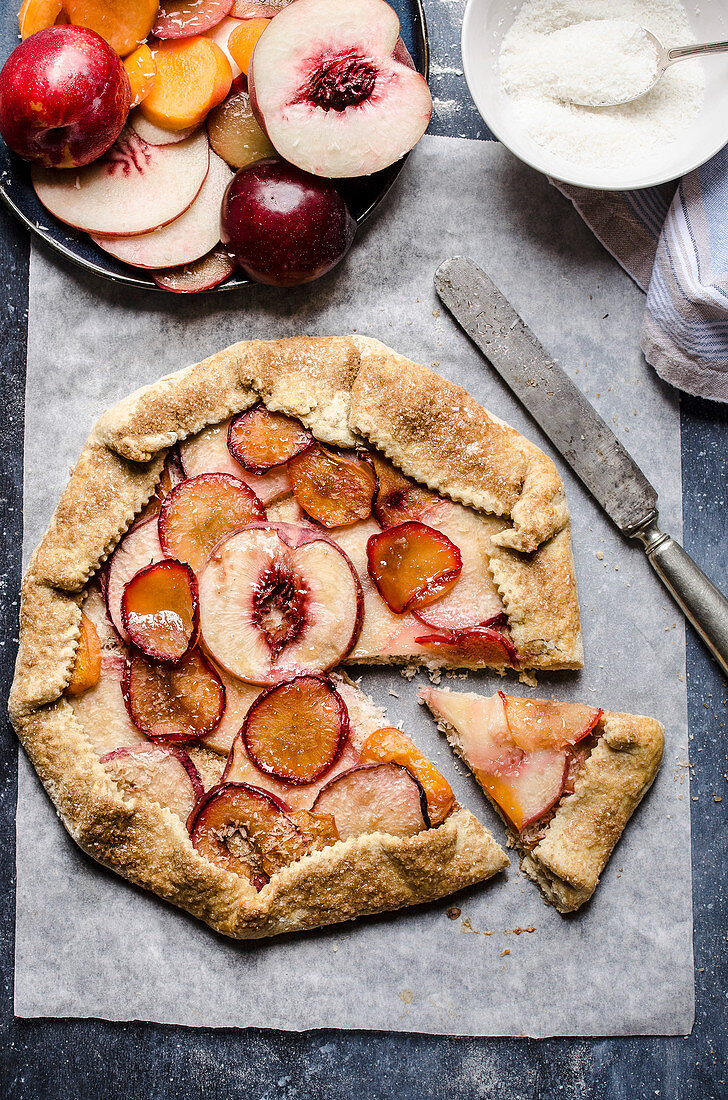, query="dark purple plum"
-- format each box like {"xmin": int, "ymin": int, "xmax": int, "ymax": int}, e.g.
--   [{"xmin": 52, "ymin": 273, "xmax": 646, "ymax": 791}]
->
[{"xmin": 220, "ymin": 158, "xmax": 356, "ymax": 287}]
